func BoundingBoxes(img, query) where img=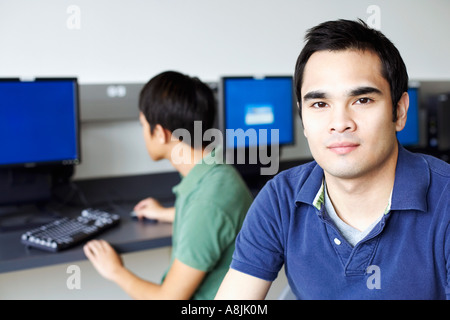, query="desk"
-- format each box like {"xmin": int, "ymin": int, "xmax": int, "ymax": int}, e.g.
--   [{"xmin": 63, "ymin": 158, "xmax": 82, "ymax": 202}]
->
[
  {"xmin": 0, "ymin": 159, "xmax": 312, "ymax": 274},
  {"xmin": 0, "ymin": 171, "xmax": 180, "ymax": 273}
]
